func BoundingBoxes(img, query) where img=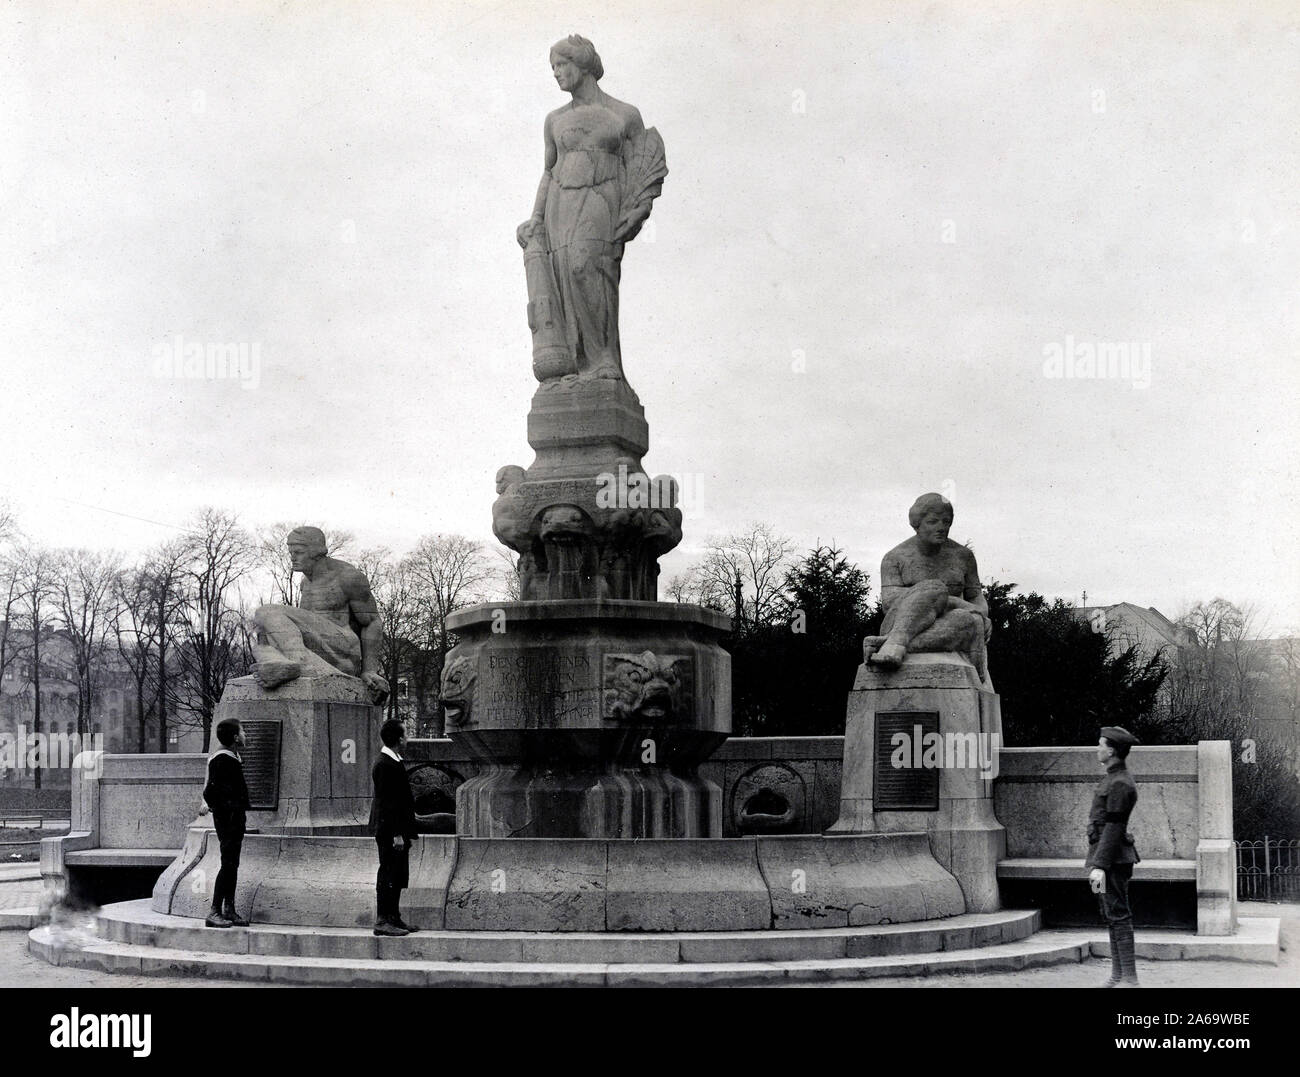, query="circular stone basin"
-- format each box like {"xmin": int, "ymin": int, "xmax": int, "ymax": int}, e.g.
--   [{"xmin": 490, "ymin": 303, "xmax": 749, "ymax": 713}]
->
[{"xmin": 151, "ymin": 829, "xmax": 967, "ymax": 932}]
